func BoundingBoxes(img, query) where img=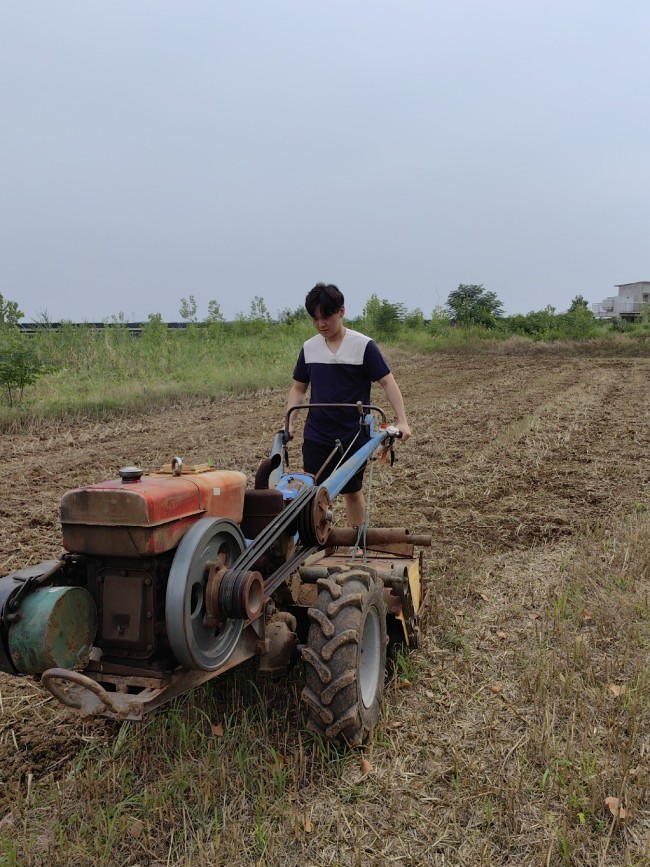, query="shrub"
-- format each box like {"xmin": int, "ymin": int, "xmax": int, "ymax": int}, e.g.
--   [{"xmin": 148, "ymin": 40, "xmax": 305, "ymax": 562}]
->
[
  {"xmin": 362, "ymin": 294, "xmax": 407, "ymax": 339},
  {"xmin": 428, "ymin": 306, "xmax": 452, "ymax": 335},
  {"xmin": 446, "ymin": 284, "xmax": 504, "ymax": 327},
  {"xmin": 0, "ymin": 328, "xmax": 48, "ymax": 406}
]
